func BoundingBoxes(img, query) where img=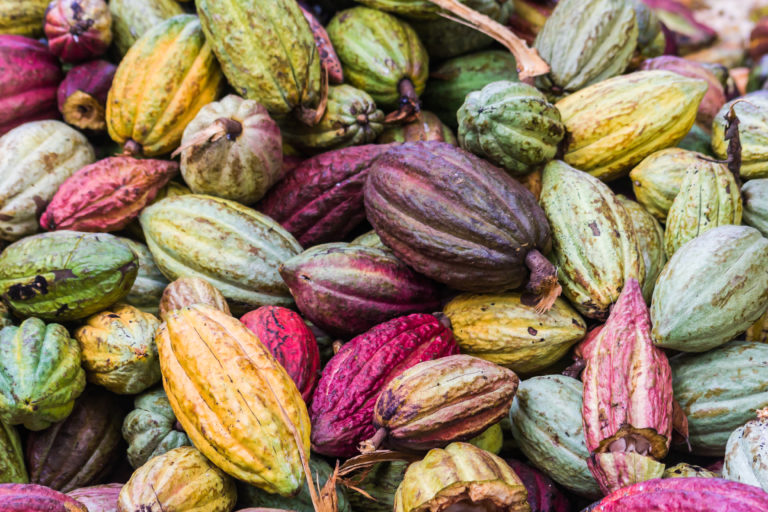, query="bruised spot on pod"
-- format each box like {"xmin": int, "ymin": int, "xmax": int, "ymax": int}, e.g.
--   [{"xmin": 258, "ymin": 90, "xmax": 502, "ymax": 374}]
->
[
  {"xmin": 588, "ymin": 221, "xmax": 600, "ymax": 236},
  {"xmin": 7, "ymin": 275, "xmax": 49, "ymax": 300}
]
